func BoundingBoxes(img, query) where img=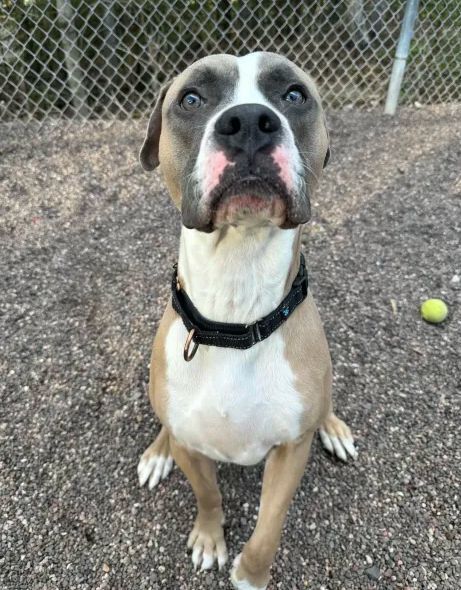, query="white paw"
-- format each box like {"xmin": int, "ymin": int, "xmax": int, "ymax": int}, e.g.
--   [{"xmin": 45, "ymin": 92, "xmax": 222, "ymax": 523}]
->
[
  {"xmin": 187, "ymin": 522, "xmax": 228, "ymax": 571},
  {"xmin": 137, "ymin": 453, "xmax": 173, "ymax": 489},
  {"xmin": 319, "ymin": 427, "xmax": 357, "ymax": 462},
  {"xmin": 230, "ymin": 554, "xmax": 267, "ymax": 590}
]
